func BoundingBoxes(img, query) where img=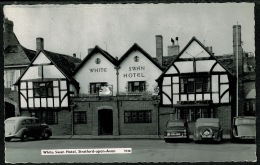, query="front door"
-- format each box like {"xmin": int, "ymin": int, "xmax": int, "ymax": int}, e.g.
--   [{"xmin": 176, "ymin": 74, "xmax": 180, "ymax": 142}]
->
[{"xmin": 98, "ymin": 109, "xmax": 113, "ymax": 135}]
